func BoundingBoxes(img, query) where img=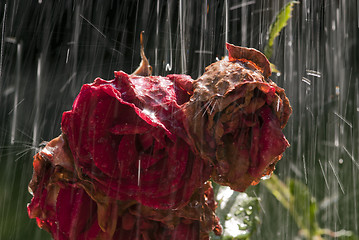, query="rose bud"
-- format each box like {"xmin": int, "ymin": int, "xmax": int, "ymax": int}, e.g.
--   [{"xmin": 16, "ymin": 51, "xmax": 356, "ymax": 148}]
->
[
  {"xmin": 61, "ymin": 69, "xmax": 211, "ymax": 209},
  {"xmin": 184, "ymin": 43, "xmax": 292, "ymax": 191}
]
